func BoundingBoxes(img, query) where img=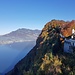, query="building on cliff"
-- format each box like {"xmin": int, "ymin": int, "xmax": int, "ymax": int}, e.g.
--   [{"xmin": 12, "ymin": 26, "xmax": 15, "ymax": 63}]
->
[{"xmin": 64, "ymin": 29, "xmax": 75, "ymax": 53}]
